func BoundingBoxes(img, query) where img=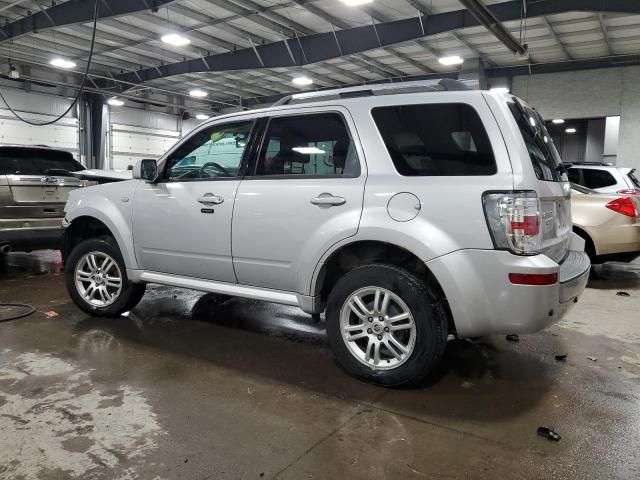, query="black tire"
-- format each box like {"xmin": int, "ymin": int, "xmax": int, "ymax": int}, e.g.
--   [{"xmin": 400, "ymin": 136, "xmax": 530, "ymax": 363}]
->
[
  {"xmin": 65, "ymin": 238, "xmax": 146, "ymax": 317},
  {"xmin": 325, "ymin": 264, "xmax": 448, "ymax": 387}
]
